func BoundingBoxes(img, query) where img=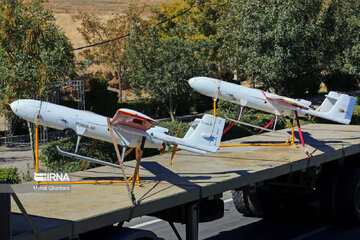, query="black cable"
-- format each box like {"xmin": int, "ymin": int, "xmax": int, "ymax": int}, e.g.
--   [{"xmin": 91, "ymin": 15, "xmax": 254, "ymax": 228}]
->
[{"xmin": 72, "ymin": 5, "xmax": 193, "ymax": 51}]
